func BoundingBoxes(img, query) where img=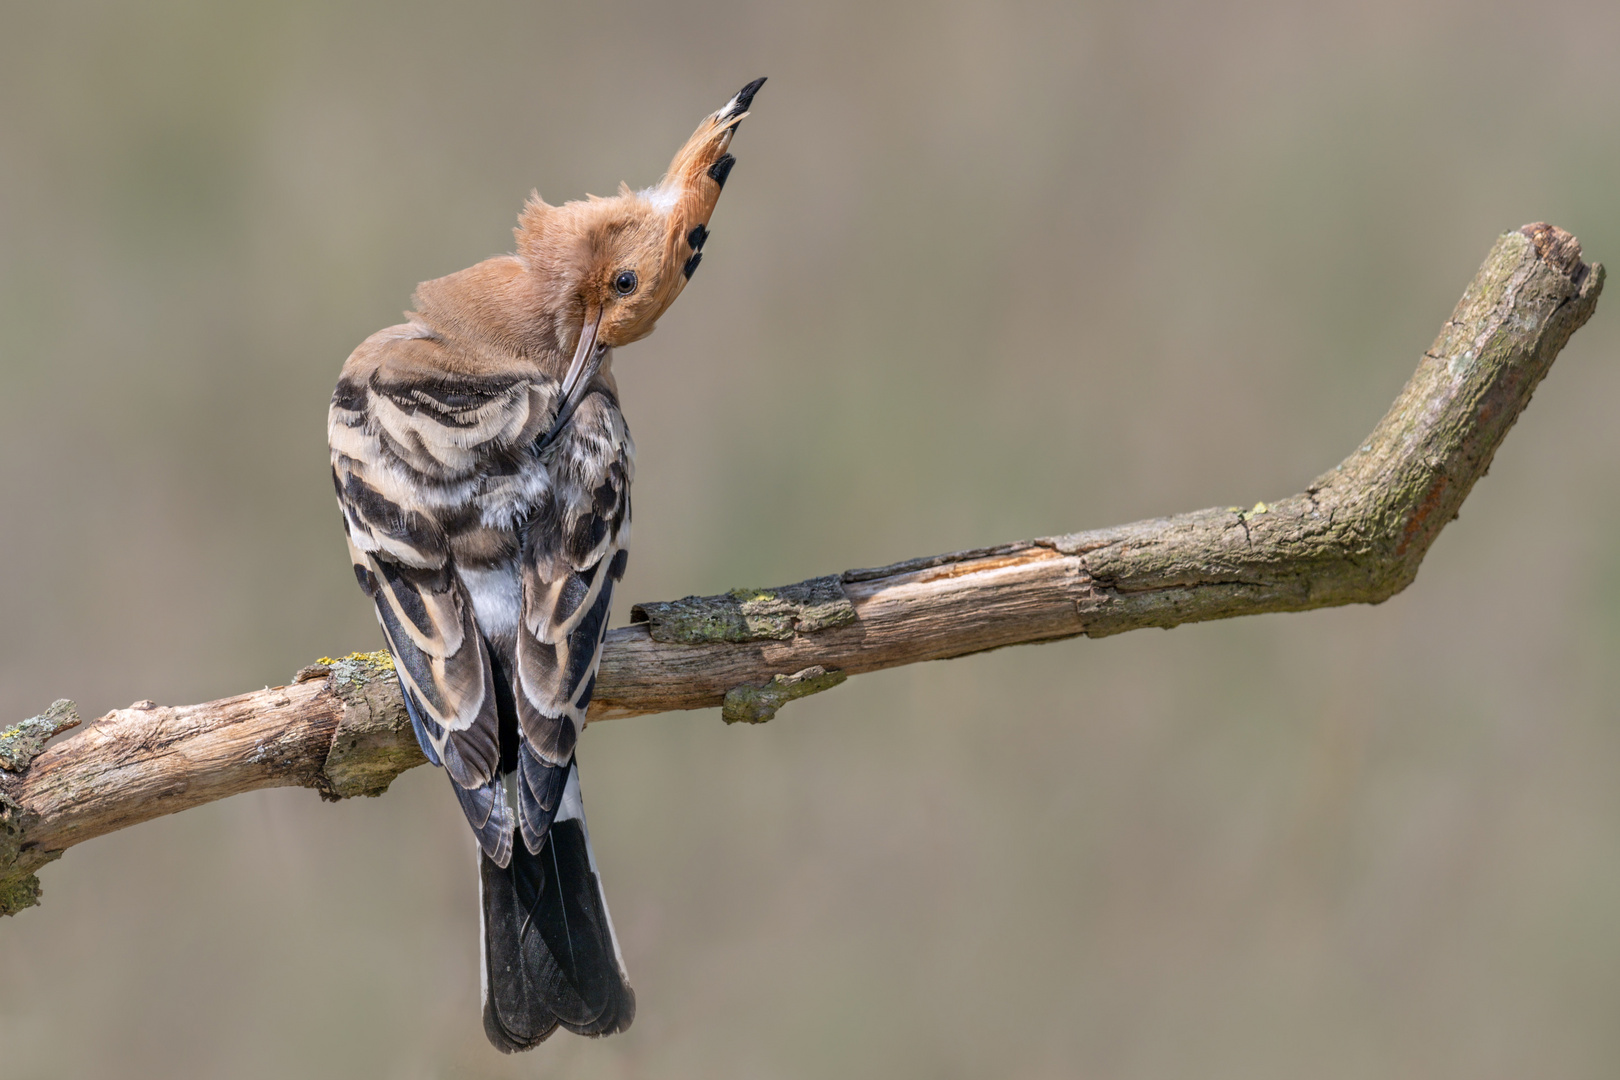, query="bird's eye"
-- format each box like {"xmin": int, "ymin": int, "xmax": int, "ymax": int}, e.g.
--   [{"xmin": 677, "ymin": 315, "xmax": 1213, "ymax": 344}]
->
[{"xmin": 613, "ymin": 269, "xmax": 638, "ymax": 296}]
